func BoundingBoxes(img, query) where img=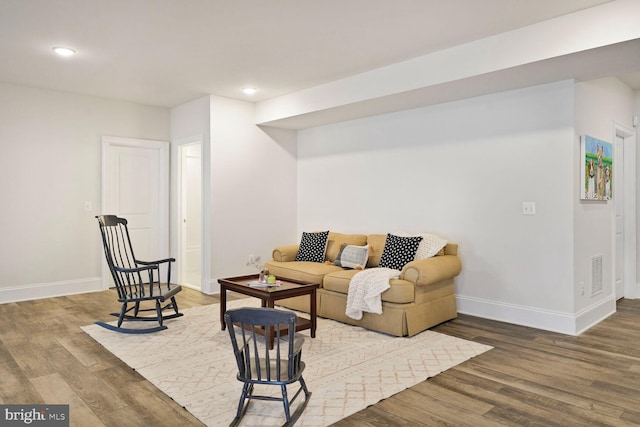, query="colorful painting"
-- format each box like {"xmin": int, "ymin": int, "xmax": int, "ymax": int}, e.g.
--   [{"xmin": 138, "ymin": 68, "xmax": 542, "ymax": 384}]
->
[{"xmin": 581, "ymin": 135, "xmax": 612, "ymax": 200}]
